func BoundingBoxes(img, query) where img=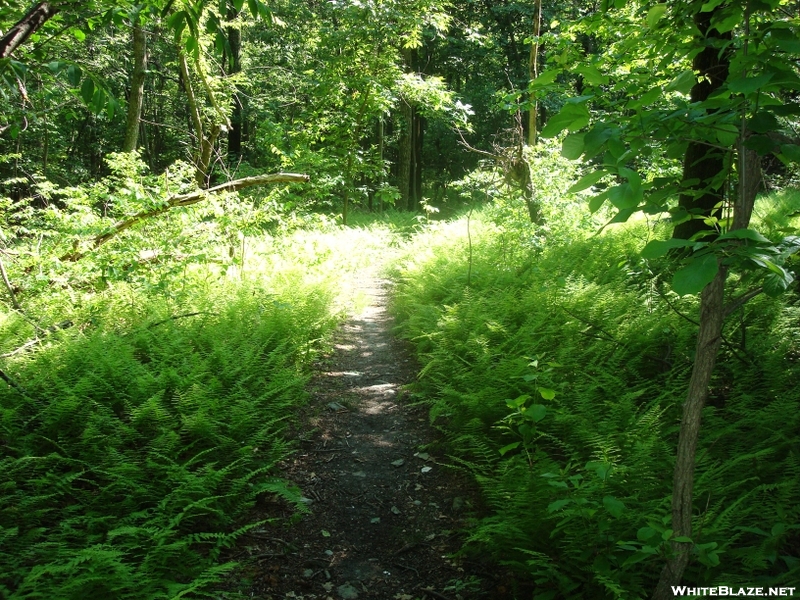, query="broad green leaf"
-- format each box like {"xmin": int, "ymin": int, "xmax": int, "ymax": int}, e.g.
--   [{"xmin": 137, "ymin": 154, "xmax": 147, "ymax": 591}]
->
[
  {"xmin": 748, "ymin": 112, "xmax": 779, "ymax": 134},
  {"xmin": 646, "ymin": 4, "xmax": 667, "ymax": 28},
  {"xmin": 603, "ymin": 496, "xmax": 625, "ymax": 518},
  {"xmin": 628, "ymin": 86, "xmax": 662, "ymax": 110},
  {"xmin": 530, "ymin": 70, "xmax": 559, "ymax": 89},
  {"xmin": 744, "ymin": 134, "xmax": 777, "ymax": 155},
  {"xmin": 576, "ymin": 65, "xmax": 608, "ymax": 86},
  {"xmin": 67, "ymin": 65, "xmax": 82, "ymax": 86},
  {"xmin": 729, "ymin": 74, "xmax": 774, "ymax": 95},
  {"xmin": 637, "ymin": 527, "xmax": 657, "ymax": 541},
  {"xmin": 619, "ymin": 166, "xmax": 641, "ymax": 193},
  {"xmin": 569, "ymin": 170, "xmax": 607, "ymax": 193},
  {"xmin": 561, "ymin": 133, "xmax": 585, "ymax": 160},
  {"xmin": 700, "ymin": 0, "xmax": 724, "ymax": 10},
  {"xmin": 540, "ymin": 103, "xmax": 590, "ymax": 138},
  {"xmin": 608, "ymin": 183, "xmax": 640, "ymax": 210},
  {"xmin": 588, "ymin": 190, "xmax": 609, "ymax": 213},
  {"xmin": 80, "ymin": 78, "xmax": 95, "ymax": 104},
  {"xmin": 528, "ymin": 404, "xmax": 547, "ymax": 422},
  {"xmin": 716, "ymin": 123, "xmax": 739, "ymax": 146},
  {"xmin": 780, "ymin": 144, "xmax": 800, "ymax": 162},
  {"xmin": 672, "ymin": 253, "xmax": 719, "ymax": 296},
  {"xmin": 539, "ymin": 388, "xmax": 556, "ymax": 400},
  {"xmin": 641, "ymin": 238, "xmax": 694, "ymax": 258},
  {"xmin": 72, "ymin": 28, "xmax": 86, "ymax": 42},
  {"xmin": 498, "ymin": 442, "xmax": 521, "ymax": 456},
  {"xmin": 717, "ymin": 228, "xmax": 770, "ymax": 243},
  {"xmin": 548, "ymin": 499, "xmax": 572, "ymax": 513},
  {"xmin": 673, "ymin": 536, "xmax": 693, "ymax": 543},
  {"xmin": 666, "ymin": 70, "xmax": 696, "ymax": 95}
]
